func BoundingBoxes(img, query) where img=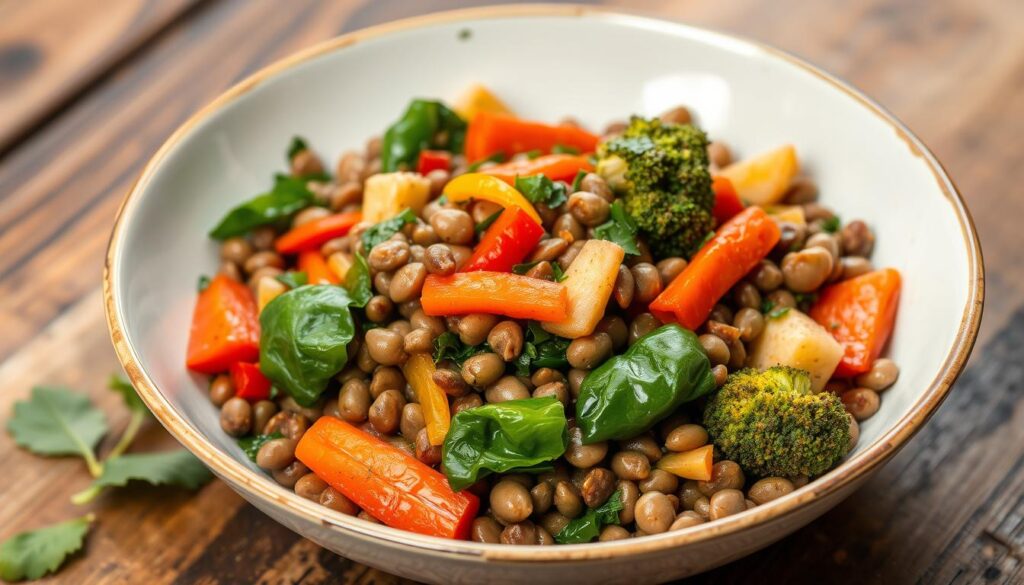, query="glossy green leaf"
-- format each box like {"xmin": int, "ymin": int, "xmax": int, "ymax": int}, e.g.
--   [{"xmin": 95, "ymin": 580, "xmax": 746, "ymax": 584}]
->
[
  {"xmin": 260, "ymin": 285, "xmax": 357, "ymax": 406},
  {"xmin": 6, "ymin": 387, "xmax": 107, "ymax": 458},
  {"xmin": 92, "ymin": 450, "xmax": 212, "ymax": 491},
  {"xmin": 576, "ymin": 324, "xmax": 715, "ymax": 443},
  {"xmin": 513, "ymin": 323, "xmax": 570, "ymax": 377},
  {"xmin": 0, "ymin": 516, "xmax": 93, "ymax": 581},
  {"xmin": 344, "ymin": 253, "xmax": 373, "ymax": 308},
  {"xmin": 275, "ymin": 271, "xmax": 308, "ymax": 289},
  {"xmin": 432, "ymin": 332, "xmax": 489, "ymax": 367},
  {"xmin": 209, "ymin": 174, "xmax": 316, "ymax": 240},
  {"xmin": 287, "ymin": 136, "xmax": 309, "ymax": 160},
  {"xmin": 555, "ymin": 490, "xmax": 623, "ymax": 544},
  {"xmin": 442, "ymin": 397, "xmax": 568, "ymax": 491},
  {"xmin": 381, "ymin": 99, "xmax": 467, "ymax": 172}
]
